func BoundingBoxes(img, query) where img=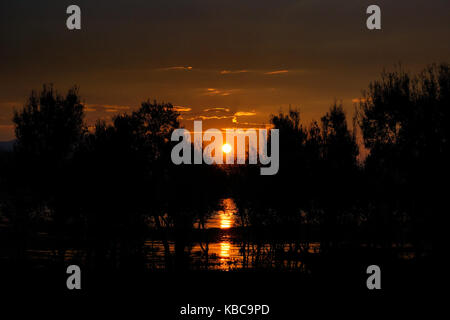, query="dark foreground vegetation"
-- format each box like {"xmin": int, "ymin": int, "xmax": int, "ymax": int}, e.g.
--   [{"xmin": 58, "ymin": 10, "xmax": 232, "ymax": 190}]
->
[{"xmin": 0, "ymin": 64, "xmax": 443, "ymax": 285}]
